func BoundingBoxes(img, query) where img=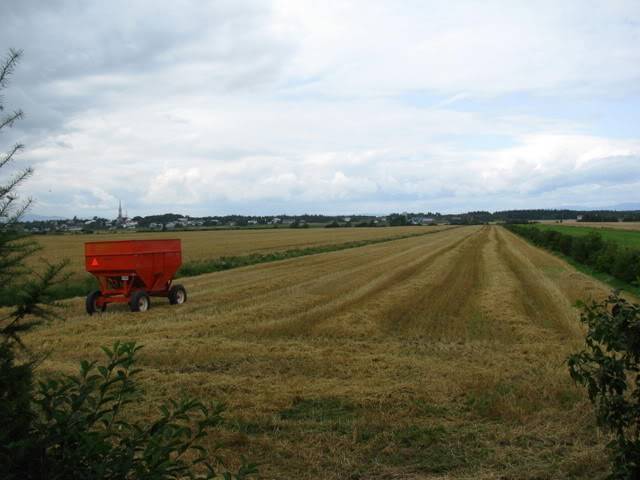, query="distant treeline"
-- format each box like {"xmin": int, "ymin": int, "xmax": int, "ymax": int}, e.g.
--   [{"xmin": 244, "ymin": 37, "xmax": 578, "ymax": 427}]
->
[
  {"xmin": 16, "ymin": 209, "xmax": 640, "ymax": 233},
  {"xmin": 578, "ymin": 212, "xmax": 640, "ymax": 222},
  {"xmin": 145, "ymin": 209, "xmax": 640, "ymax": 226},
  {"xmin": 505, "ymin": 224, "xmax": 640, "ymax": 285}
]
